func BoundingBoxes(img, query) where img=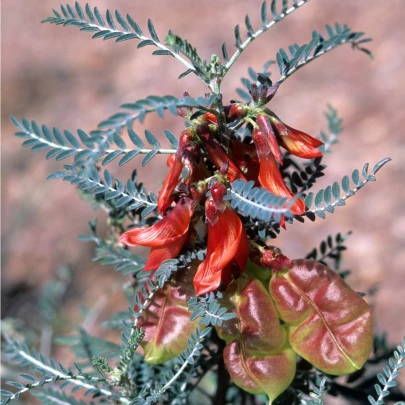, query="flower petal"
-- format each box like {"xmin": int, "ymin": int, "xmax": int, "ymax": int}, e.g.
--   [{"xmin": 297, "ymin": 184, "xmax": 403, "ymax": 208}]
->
[
  {"xmin": 256, "ymin": 114, "xmax": 283, "ymax": 164},
  {"xmin": 120, "ymin": 198, "xmax": 193, "ymax": 248},
  {"xmin": 144, "ymin": 233, "xmax": 188, "ymax": 271},
  {"xmin": 279, "ymin": 124, "xmax": 323, "ymax": 159},
  {"xmin": 194, "ymin": 207, "xmax": 246, "ymax": 295},
  {"xmin": 198, "ymin": 125, "xmax": 247, "ymax": 182},
  {"xmin": 208, "ymin": 208, "xmax": 244, "ymax": 273},
  {"xmin": 258, "ymin": 153, "xmax": 305, "ymax": 215},
  {"xmin": 157, "ymin": 159, "xmax": 183, "ymax": 214}
]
